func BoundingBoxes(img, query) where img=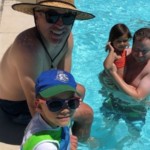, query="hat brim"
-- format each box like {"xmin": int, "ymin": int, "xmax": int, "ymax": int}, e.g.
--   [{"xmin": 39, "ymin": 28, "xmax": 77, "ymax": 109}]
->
[
  {"xmin": 12, "ymin": 3, "xmax": 95, "ymax": 20},
  {"xmin": 39, "ymin": 85, "xmax": 81, "ymax": 98}
]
